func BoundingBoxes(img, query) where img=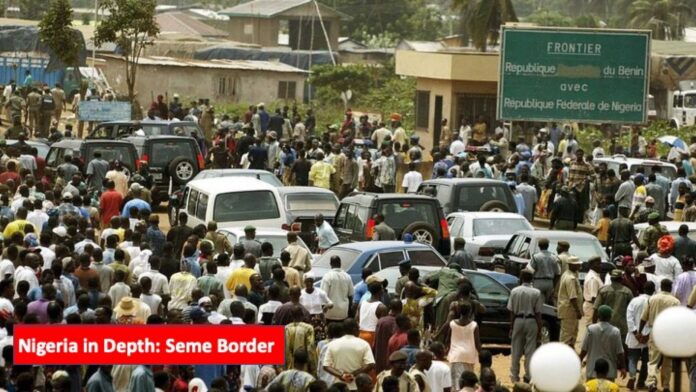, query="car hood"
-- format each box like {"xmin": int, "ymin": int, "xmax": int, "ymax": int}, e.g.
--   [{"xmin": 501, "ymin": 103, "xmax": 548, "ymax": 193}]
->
[{"xmin": 309, "ymin": 266, "xmax": 331, "ymax": 283}]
